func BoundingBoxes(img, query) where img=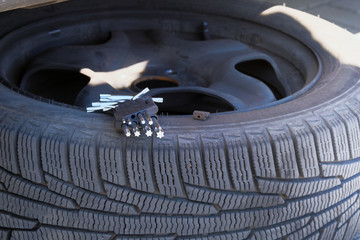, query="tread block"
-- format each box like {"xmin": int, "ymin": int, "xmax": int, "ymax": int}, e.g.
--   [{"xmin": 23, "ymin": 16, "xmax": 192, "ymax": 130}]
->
[
  {"xmin": 11, "ymin": 226, "xmax": 114, "ymax": 240},
  {"xmin": 17, "ymin": 120, "xmax": 47, "ymax": 183},
  {"xmin": 267, "ymin": 128, "xmax": 300, "ymax": 178},
  {"xmin": 185, "ymin": 184, "xmax": 284, "ymax": 210},
  {"xmin": 201, "ymin": 136, "xmax": 232, "ymax": 190},
  {"xmin": 304, "ymin": 231, "xmax": 320, "ymax": 240},
  {"xmin": 306, "ymin": 118, "xmax": 335, "ymax": 162},
  {"xmin": 105, "ymin": 182, "xmax": 218, "ymax": 215},
  {"xmin": 250, "ymin": 215, "xmax": 310, "ymax": 240},
  {"xmin": 45, "ymin": 174, "xmax": 139, "ymax": 215},
  {"xmin": 245, "ymin": 130, "xmax": 277, "ymax": 178},
  {"xmin": 223, "ymin": 135, "xmax": 256, "ymax": 191},
  {"xmin": 125, "ymin": 139, "xmax": 156, "ymax": 193},
  {"xmin": 117, "ymin": 235, "xmax": 176, "ymax": 240},
  {"xmin": 0, "ymin": 191, "xmax": 125, "ymax": 232},
  {"xmin": 286, "ymin": 192, "xmax": 357, "ymax": 239},
  {"xmin": 286, "ymin": 223, "xmax": 317, "ymax": 239},
  {"xmin": 41, "ymin": 124, "xmax": 72, "ymax": 182},
  {"xmin": 321, "ymin": 113, "xmax": 350, "ymax": 161},
  {"xmin": 0, "ymin": 211, "xmax": 38, "ymax": 229},
  {"xmin": 286, "ymin": 178, "xmax": 359, "ymax": 219},
  {"xmin": 333, "ymin": 222, "xmax": 347, "ymax": 240},
  {"xmin": 185, "ymin": 229, "xmax": 250, "ymax": 240},
  {"xmin": 288, "ymin": 123, "xmax": 320, "ymax": 177},
  {"xmin": 121, "ymin": 215, "xmax": 216, "ymax": 236},
  {"xmin": 352, "ymin": 218, "xmax": 360, "ymax": 240},
  {"xmin": 279, "ymin": 177, "xmax": 359, "ymax": 231},
  {"xmin": 336, "ymin": 108, "xmax": 360, "ymax": 159},
  {"xmin": 153, "ymin": 138, "xmax": 185, "ymax": 197},
  {"xmin": 69, "ymin": 129, "xmax": 104, "ymax": 193},
  {"xmin": 0, "ymin": 115, "xmax": 22, "ymax": 174},
  {"xmin": 0, "ymin": 230, "xmax": 10, "ymax": 240},
  {"xmin": 99, "ymin": 133, "xmax": 127, "ymax": 186},
  {"xmin": 2, "ymin": 153, "xmax": 360, "ymax": 237},
  {"xmin": 321, "ymin": 157, "xmax": 360, "ymax": 179},
  {"xmin": 343, "ymin": 210, "xmax": 360, "ymax": 240},
  {"xmin": 311, "ymin": 194, "xmax": 357, "ymax": 230},
  {"xmin": 0, "ymin": 169, "xmax": 77, "ymax": 209},
  {"xmin": 318, "ymin": 220, "xmax": 337, "ymax": 240},
  {"xmin": 6, "ymin": 184, "xmax": 359, "ymax": 236},
  {"xmin": 257, "ymin": 177, "xmax": 341, "ymax": 198},
  {"xmin": 178, "ymin": 137, "xmax": 207, "ymax": 187},
  {"xmin": 338, "ymin": 197, "xmax": 360, "ymax": 229}
]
